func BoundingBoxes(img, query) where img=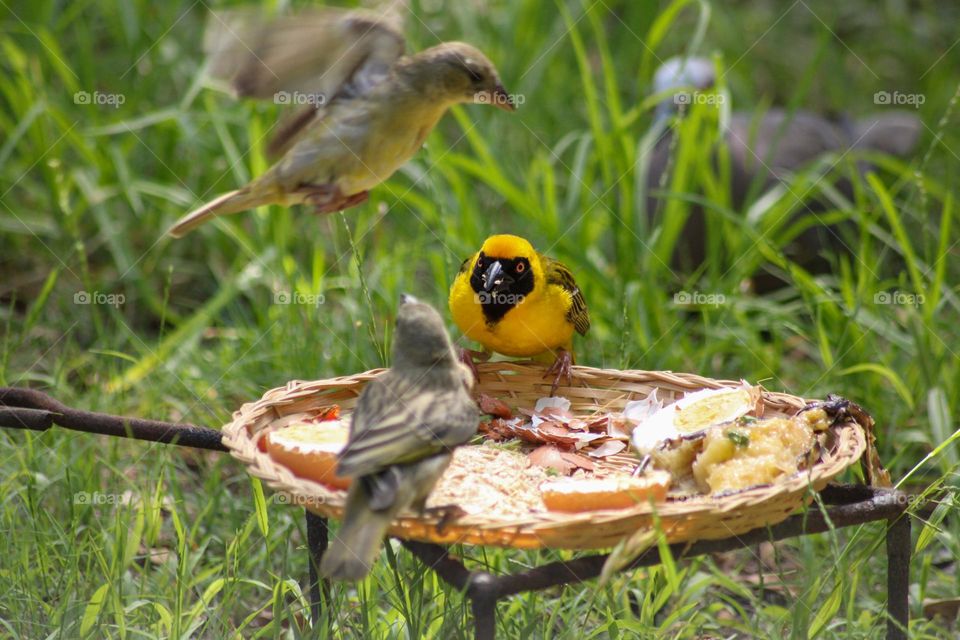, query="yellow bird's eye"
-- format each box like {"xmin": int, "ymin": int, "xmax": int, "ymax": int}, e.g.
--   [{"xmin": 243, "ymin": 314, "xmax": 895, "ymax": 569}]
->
[{"xmin": 516, "ymin": 262, "xmax": 525, "ymax": 273}]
